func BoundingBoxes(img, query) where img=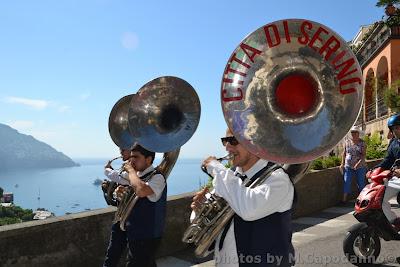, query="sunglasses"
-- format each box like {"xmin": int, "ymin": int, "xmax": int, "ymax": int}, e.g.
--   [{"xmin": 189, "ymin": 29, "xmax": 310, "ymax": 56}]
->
[{"xmin": 221, "ymin": 136, "xmax": 239, "ymax": 146}]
